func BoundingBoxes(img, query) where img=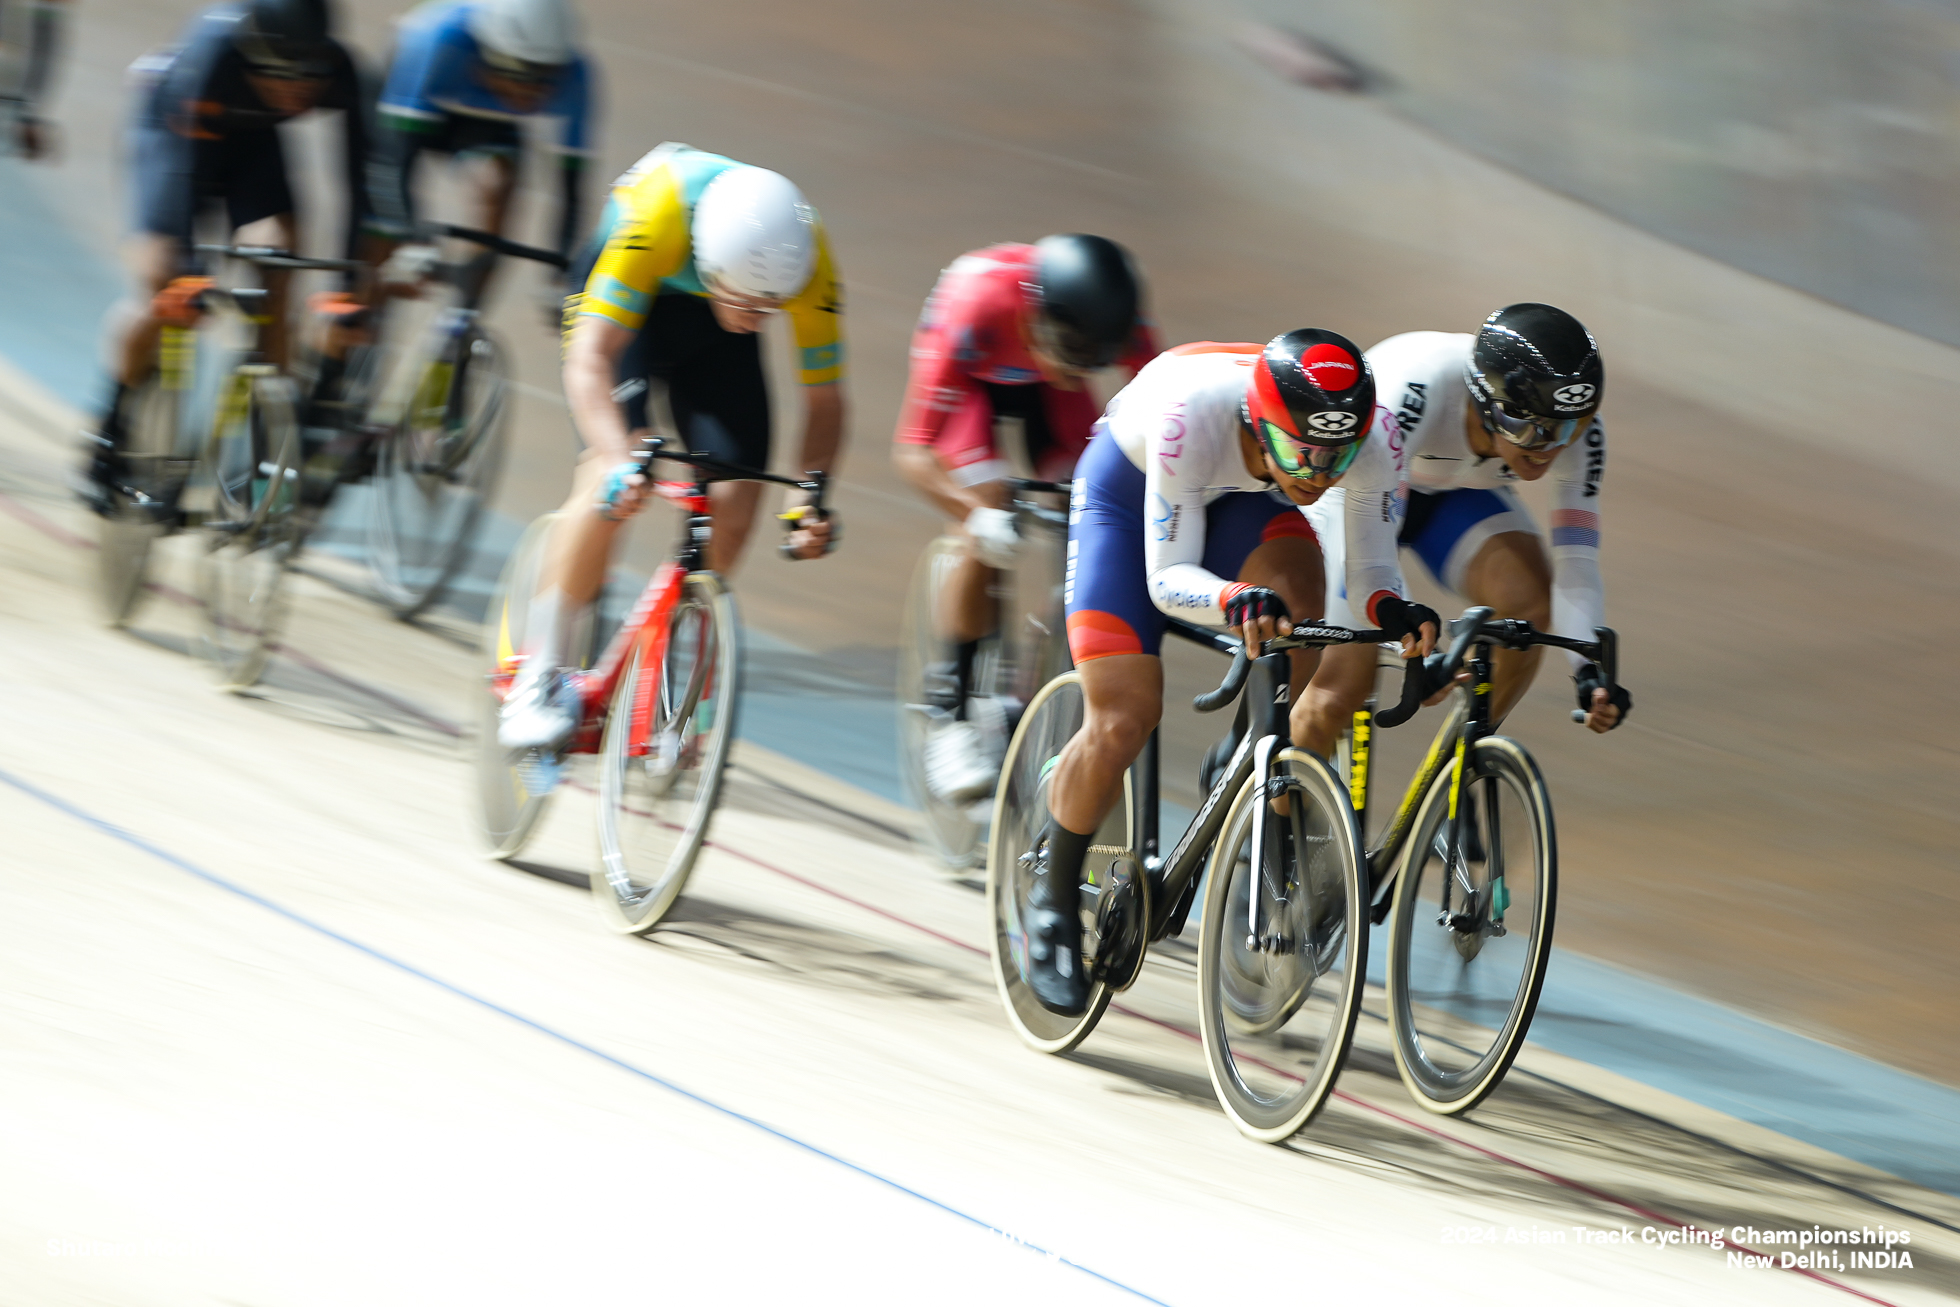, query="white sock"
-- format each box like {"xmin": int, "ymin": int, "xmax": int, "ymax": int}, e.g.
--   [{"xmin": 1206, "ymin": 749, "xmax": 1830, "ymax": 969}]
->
[{"xmin": 525, "ymin": 587, "xmax": 571, "ymax": 672}]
